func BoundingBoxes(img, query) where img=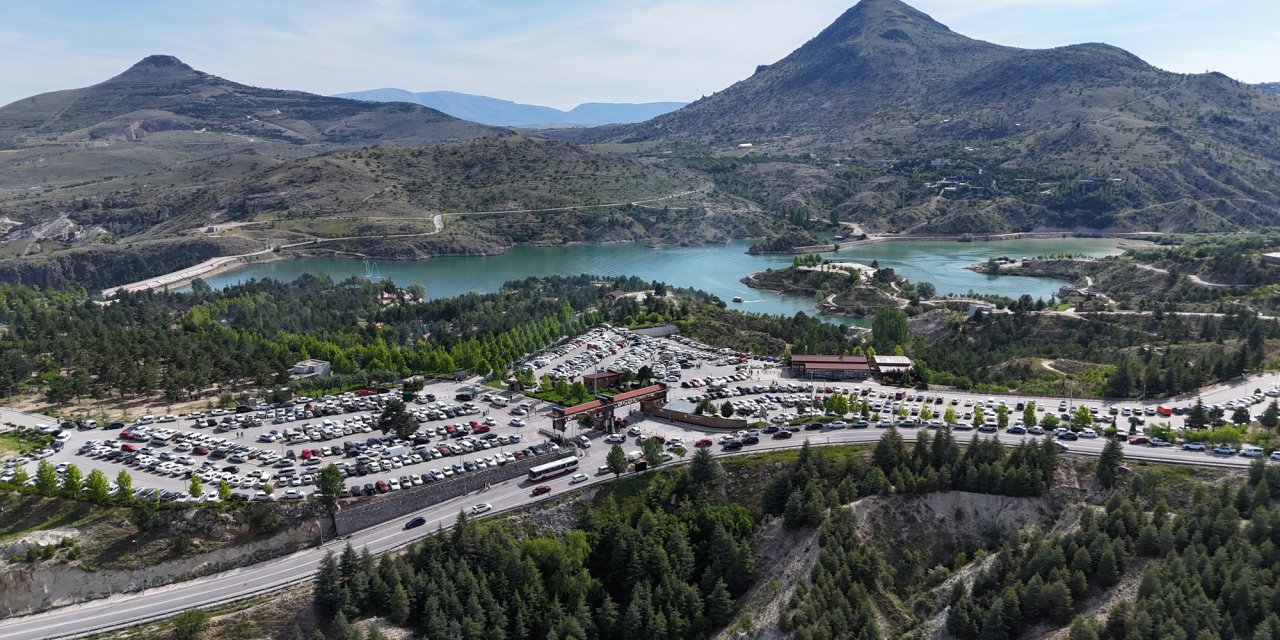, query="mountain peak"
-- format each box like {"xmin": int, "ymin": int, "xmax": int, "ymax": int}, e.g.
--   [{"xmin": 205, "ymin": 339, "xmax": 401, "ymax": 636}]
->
[
  {"xmin": 105, "ymin": 55, "xmax": 203, "ymax": 84},
  {"xmin": 130, "ymin": 54, "xmax": 194, "ymax": 70},
  {"xmin": 815, "ymin": 0, "xmax": 962, "ymax": 49}
]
